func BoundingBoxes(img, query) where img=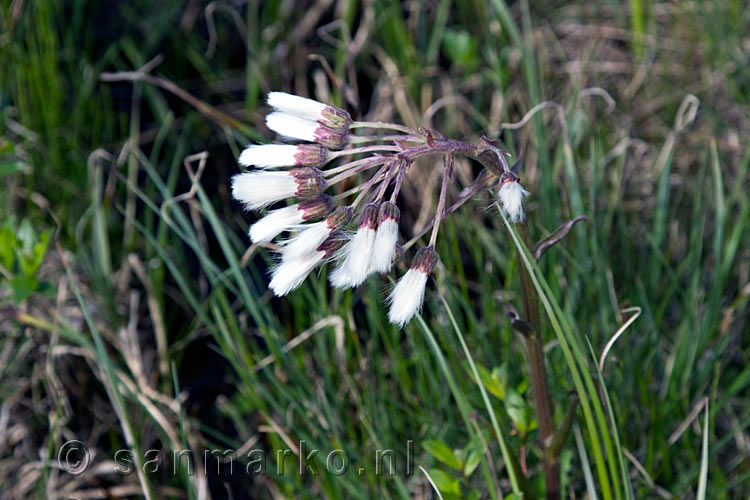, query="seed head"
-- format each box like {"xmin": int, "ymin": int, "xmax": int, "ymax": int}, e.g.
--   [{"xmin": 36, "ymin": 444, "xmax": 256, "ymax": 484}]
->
[
  {"xmin": 387, "ymin": 246, "xmax": 438, "ymax": 327},
  {"xmin": 329, "ymin": 204, "xmax": 380, "ymax": 289},
  {"xmin": 498, "ymin": 173, "xmax": 530, "ymax": 223},
  {"xmin": 369, "ymin": 202, "xmax": 400, "ymax": 273}
]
